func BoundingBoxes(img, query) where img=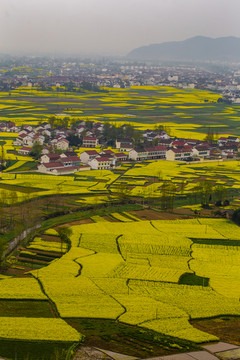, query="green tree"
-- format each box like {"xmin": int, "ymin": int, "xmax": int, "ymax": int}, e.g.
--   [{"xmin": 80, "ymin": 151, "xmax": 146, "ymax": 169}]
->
[
  {"xmin": 0, "ymin": 191, "xmax": 7, "ymax": 228},
  {"xmin": 48, "ymin": 115, "xmax": 57, "ymax": 128},
  {"xmin": 152, "ymin": 138, "xmax": 159, "ymax": 146},
  {"xmin": 59, "ymin": 116, "xmax": 70, "ymax": 129},
  {"xmin": 204, "ymin": 128, "xmax": 217, "ymax": 144},
  {"xmin": 133, "ymin": 131, "xmax": 144, "ymax": 148},
  {"xmin": 160, "ymin": 182, "xmax": 176, "ymax": 210},
  {"xmin": 58, "ymin": 226, "xmax": 72, "ymax": 254},
  {"xmin": 103, "ymin": 123, "xmax": 111, "ymax": 138},
  {"xmin": 199, "ymin": 180, "xmax": 213, "ymax": 207},
  {"xmin": 85, "ymin": 120, "xmax": 93, "ymax": 130},
  {"xmin": 29, "ymin": 141, "xmax": 42, "ymax": 160},
  {"xmin": 8, "ymin": 191, "xmax": 18, "ymax": 229},
  {"xmin": 0, "ymin": 143, "xmax": 6, "ymax": 170},
  {"xmin": 179, "ymin": 179, "xmax": 186, "ymax": 195},
  {"xmin": 66, "ymin": 134, "xmax": 82, "ymax": 147},
  {"xmin": 214, "ymin": 184, "xmax": 227, "ymax": 205},
  {"xmin": 232, "ymin": 209, "xmax": 240, "ymax": 225},
  {"xmin": 0, "ymin": 239, "xmax": 5, "ymax": 266},
  {"xmin": 123, "ymin": 124, "xmax": 134, "ymax": 138},
  {"xmin": 116, "ymin": 182, "xmax": 131, "ymax": 203}
]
